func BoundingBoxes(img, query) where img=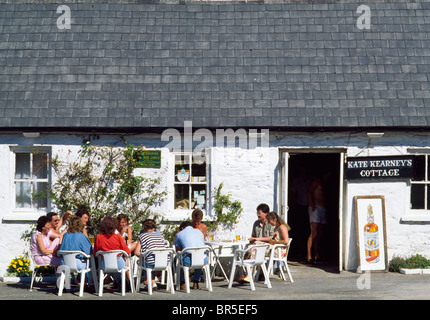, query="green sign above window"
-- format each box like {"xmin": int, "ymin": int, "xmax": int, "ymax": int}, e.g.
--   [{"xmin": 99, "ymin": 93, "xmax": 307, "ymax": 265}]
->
[{"xmin": 135, "ymin": 150, "xmax": 161, "ymax": 168}]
